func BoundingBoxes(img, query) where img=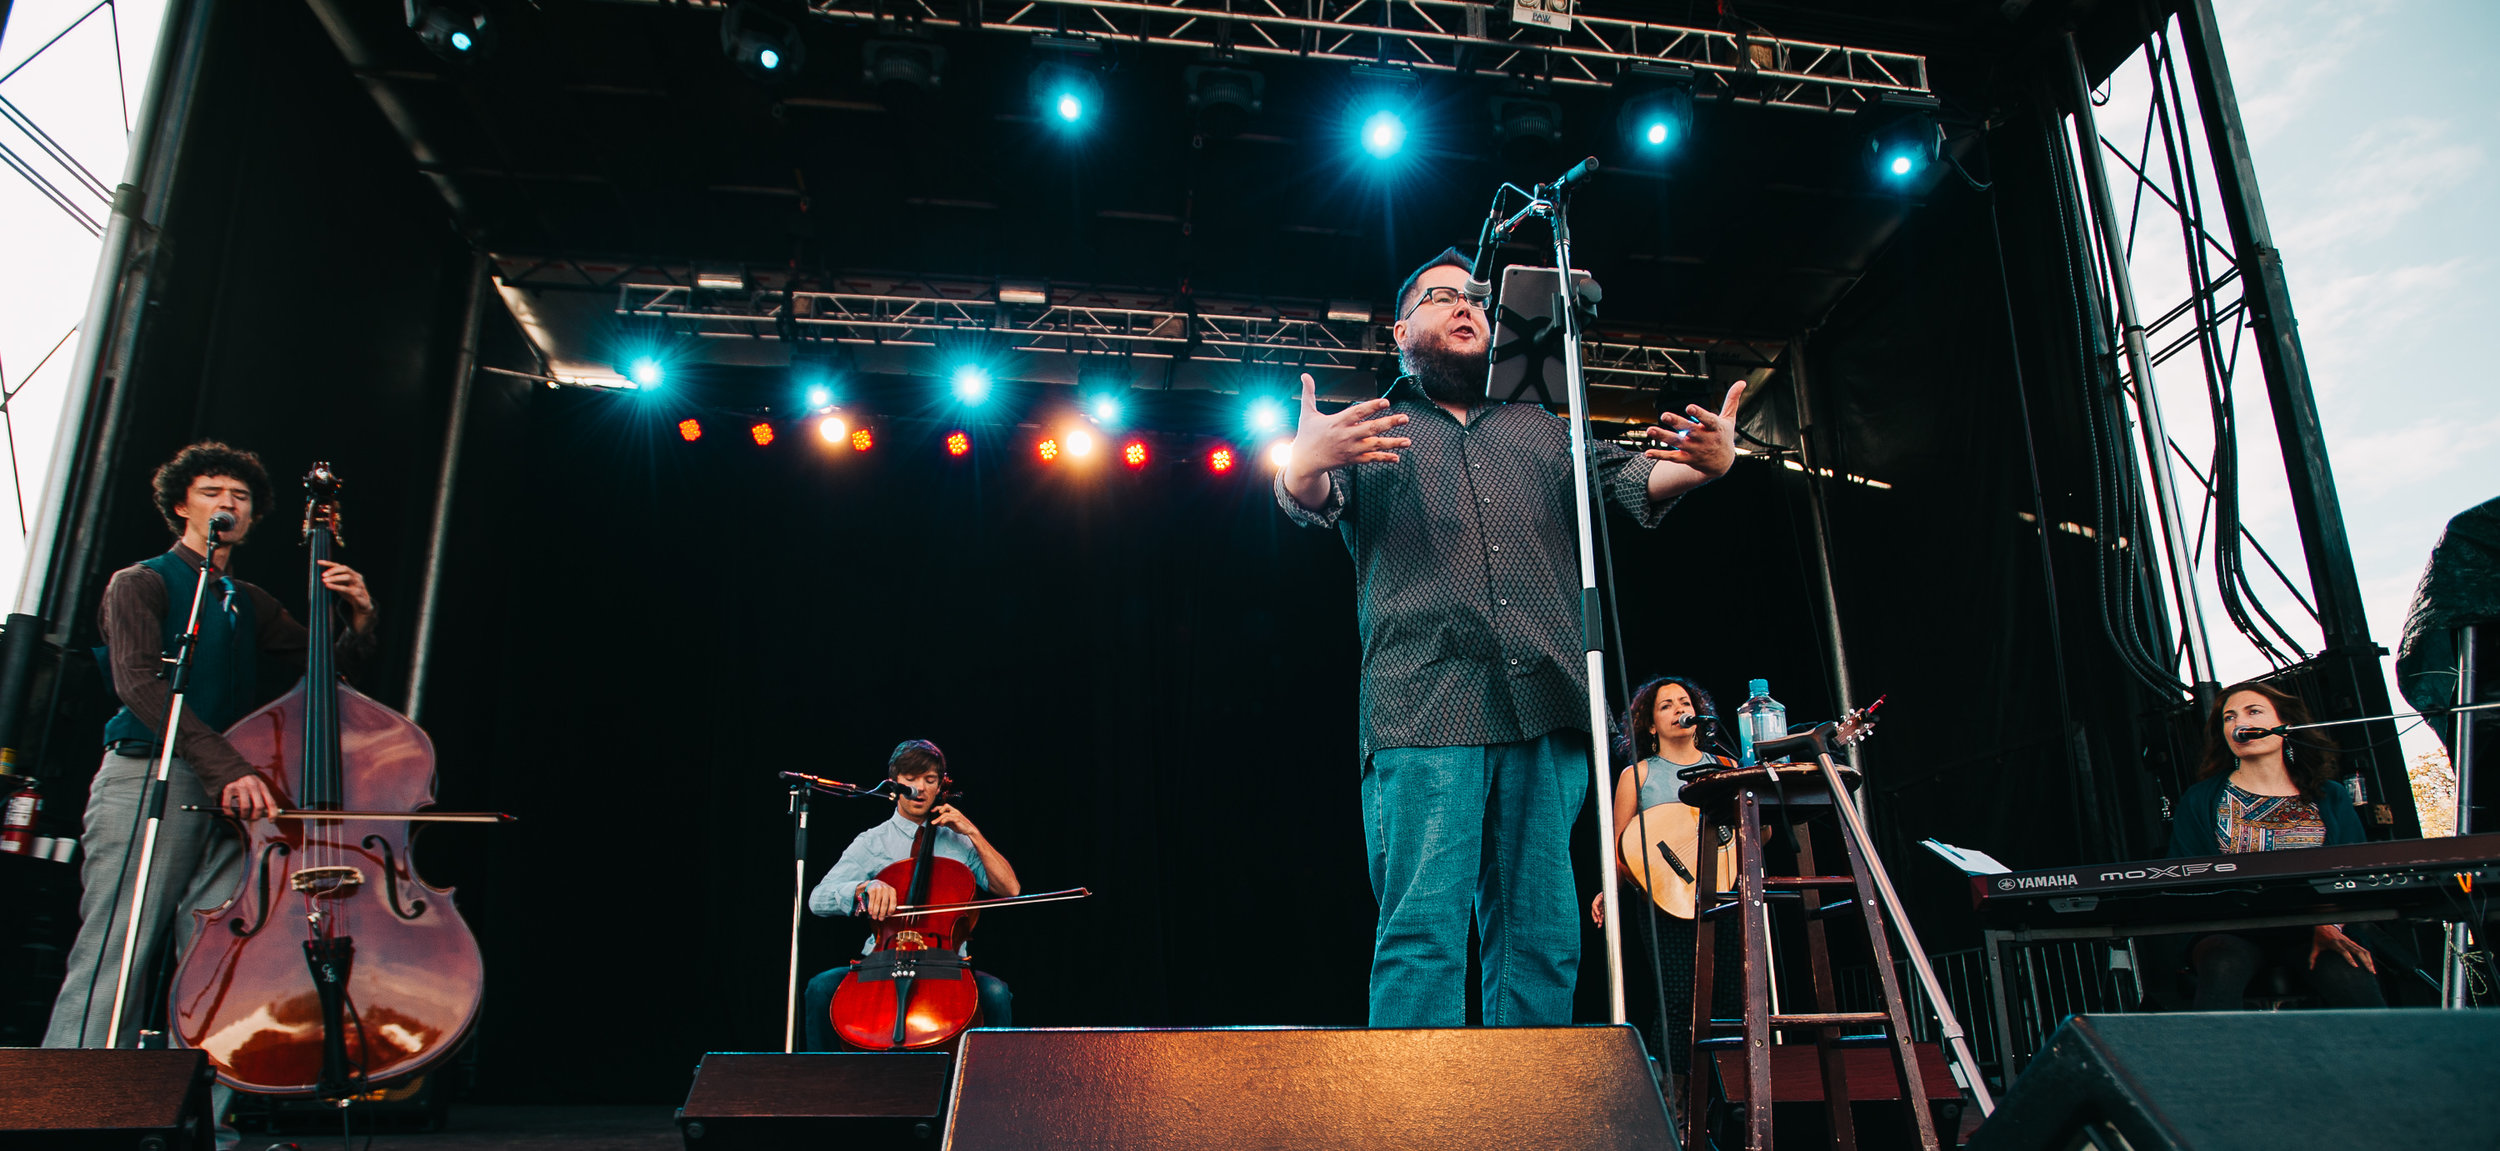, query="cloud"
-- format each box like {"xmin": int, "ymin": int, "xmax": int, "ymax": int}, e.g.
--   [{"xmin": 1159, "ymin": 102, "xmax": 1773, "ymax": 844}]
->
[
  {"xmin": 2215, "ymin": 0, "xmax": 2392, "ymax": 145},
  {"xmin": 2275, "ymin": 117, "xmax": 2483, "ymax": 255},
  {"xmin": 2326, "ymin": 413, "xmax": 2500, "ymax": 503}
]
